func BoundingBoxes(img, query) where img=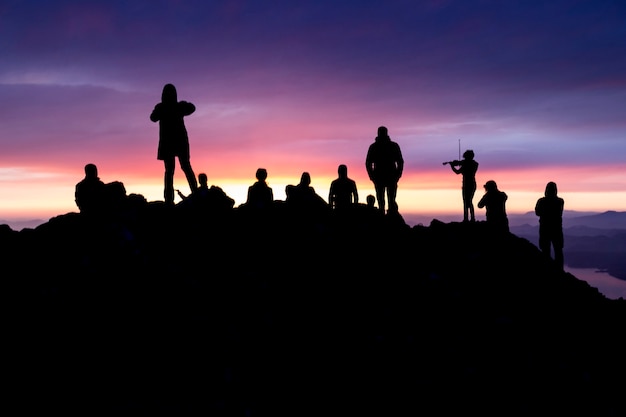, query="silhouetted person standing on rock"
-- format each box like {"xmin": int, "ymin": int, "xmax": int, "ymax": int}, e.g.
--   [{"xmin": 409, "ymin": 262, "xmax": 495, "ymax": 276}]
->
[
  {"xmin": 477, "ymin": 180, "xmax": 509, "ymax": 233},
  {"xmin": 75, "ymin": 163, "xmax": 106, "ymax": 215},
  {"xmin": 150, "ymin": 83, "xmax": 198, "ymax": 205},
  {"xmin": 329, "ymin": 164, "xmax": 359, "ymax": 211},
  {"xmin": 245, "ymin": 168, "xmax": 274, "ymax": 210},
  {"xmin": 447, "ymin": 149, "xmax": 479, "ymax": 222},
  {"xmin": 535, "ymin": 181, "xmax": 564, "ymax": 270},
  {"xmin": 365, "ymin": 126, "xmax": 404, "ymax": 214}
]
